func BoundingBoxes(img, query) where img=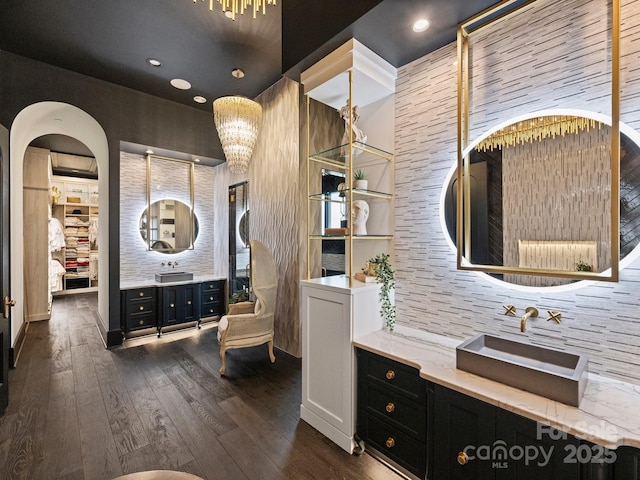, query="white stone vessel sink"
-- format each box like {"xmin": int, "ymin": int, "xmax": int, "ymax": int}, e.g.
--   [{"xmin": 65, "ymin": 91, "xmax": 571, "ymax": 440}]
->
[
  {"xmin": 456, "ymin": 333, "xmax": 588, "ymax": 407},
  {"xmin": 155, "ymin": 272, "xmax": 194, "ymax": 283}
]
